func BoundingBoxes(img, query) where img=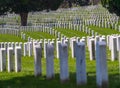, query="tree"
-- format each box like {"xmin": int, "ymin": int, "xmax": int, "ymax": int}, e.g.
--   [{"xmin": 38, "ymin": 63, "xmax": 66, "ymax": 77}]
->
[
  {"xmin": 101, "ymin": 0, "xmax": 120, "ymax": 15},
  {"xmin": 0, "ymin": 0, "xmax": 64, "ymax": 26},
  {"xmin": 109, "ymin": 0, "xmax": 120, "ymax": 15},
  {"xmin": 67, "ymin": 0, "xmax": 72, "ymax": 8},
  {"xmin": 0, "ymin": 0, "xmax": 9, "ymax": 15}
]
